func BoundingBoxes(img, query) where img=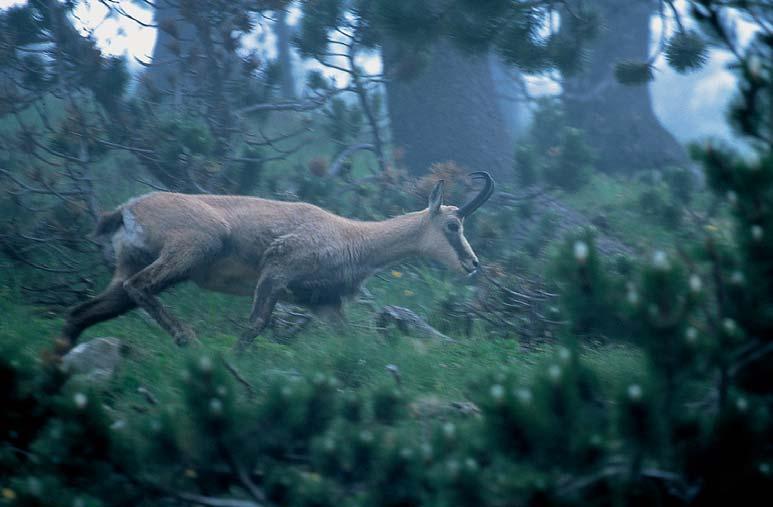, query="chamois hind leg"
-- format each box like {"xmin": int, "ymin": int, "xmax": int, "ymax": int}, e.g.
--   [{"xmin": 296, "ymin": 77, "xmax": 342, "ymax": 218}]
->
[
  {"xmin": 56, "ymin": 255, "xmax": 145, "ymax": 354},
  {"xmin": 312, "ymin": 299, "xmax": 346, "ymax": 332},
  {"xmin": 123, "ymin": 243, "xmax": 214, "ymax": 346},
  {"xmin": 58, "ymin": 277, "xmax": 136, "ymax": 353}
]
